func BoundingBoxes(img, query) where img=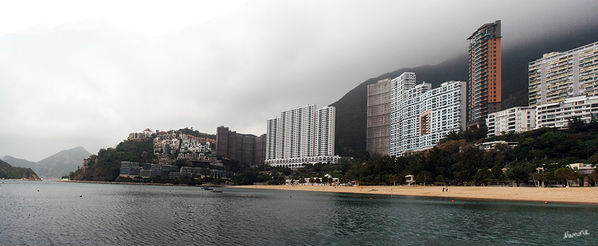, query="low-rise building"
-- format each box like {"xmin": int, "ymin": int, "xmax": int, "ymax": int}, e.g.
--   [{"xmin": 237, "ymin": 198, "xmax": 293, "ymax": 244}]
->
[
  {"xmin": 180, "ymin": 134, "xmax": 212, "ymax": 155},
  {"xmin": 180, "ymin": 166, "xmax": 193, "ymax": 178},
  {"xmin": 161, "ymin": 165, "xmax": 178, "ymax": 178},
  {"xmin": 140, "ymin": 170, "xmax": 152, "ymax": 179},
  {"xmin": 153, "ymin": 131, "xmax": 179, "ymax": 154},
  {"xmin": 266, "ymin": 155, "xmax": 341, "ymax": 168},
  {"xmin": 127, "ymin": 129, "xmax": 153, "ymax": 141},
  {"xmin": 168, "ymin": 172, "xmax": 180, "ymax": 179},
  {"xmin": 567, "ymin": 163, "xmax": 596, "ymax": 175},
  {"xmin": 119, "ymin": 161, "xmax": 140, "ymax": 177},
  {"xmin": 129, "ymin": 166, "xmax": 140, "ymax": 176},
  {"xmin": 177, "ymin": 152, "xmax": 208, "ymax": 161},
  {"xmin": 567, "ymin": 163, "xmax": 596, "ymax": 187},
  {"xmin": 535, "ymin": 95, "xmax": 598, "ymax": 129},
  {"xmin": 479, "ymin": 141, "xmax": 518, "ymax": 151},
  {"xmin": 141, "ymin": 163, "xmax": 151, "ymax": 170},
  {"xmin": 486, "ymin": 107, "xmax": 536, "ymax": 137}
]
